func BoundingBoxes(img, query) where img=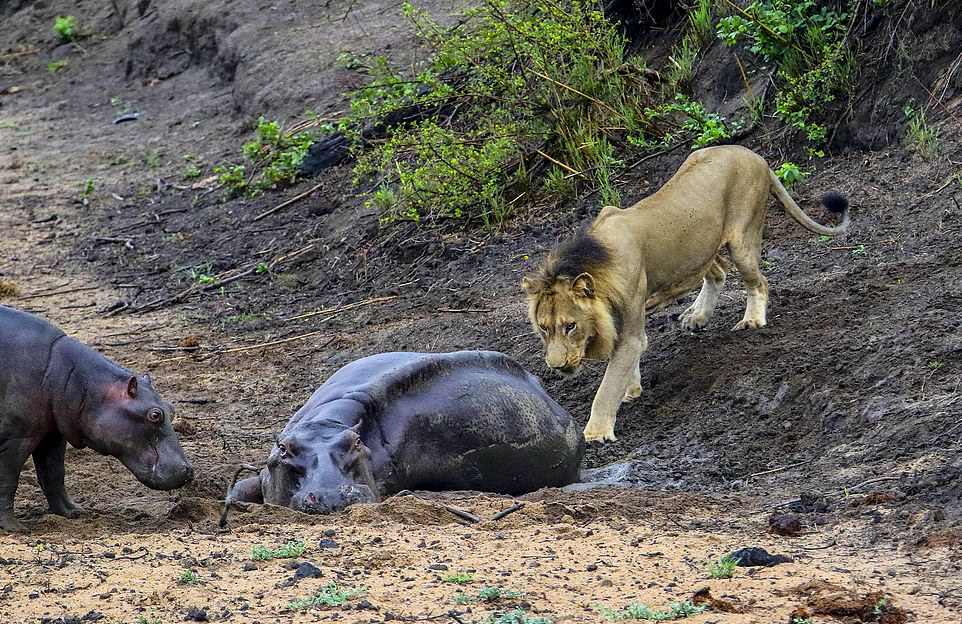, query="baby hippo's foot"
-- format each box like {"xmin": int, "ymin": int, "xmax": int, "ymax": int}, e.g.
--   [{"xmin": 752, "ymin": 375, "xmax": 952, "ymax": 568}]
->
[
  {"xmin": 48, "ymin": 496, "xmax": 83, "ymax": 519},
  {"xmin": 0, "ymin": 511, "xmax": 26, "ymax": 532}
]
